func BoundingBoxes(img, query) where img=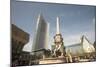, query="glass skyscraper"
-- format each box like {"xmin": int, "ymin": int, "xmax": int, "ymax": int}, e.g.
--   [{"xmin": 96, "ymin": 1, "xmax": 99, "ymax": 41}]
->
[{"xmin": 32, "ymin": 14, "xmax": 49, "ymax": 52}]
